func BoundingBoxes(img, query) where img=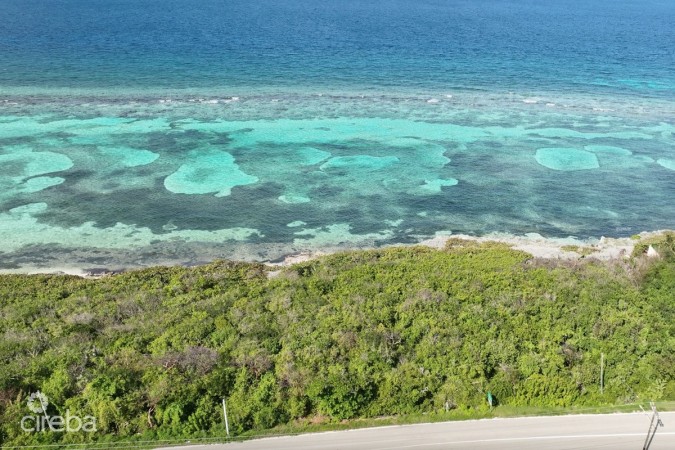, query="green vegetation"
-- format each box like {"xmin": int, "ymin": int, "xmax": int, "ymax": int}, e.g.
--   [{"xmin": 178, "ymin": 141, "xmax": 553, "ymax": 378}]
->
[
  {"xmin": 0, "ymin": 237, "xmax": 673, "ymax": 448},
  {"xmin": 560, "ymin": 245, "xmax": 599, "ymax": 256},
  {"xmin": 632, "ymin": 231, "xmax": 675, "ymax": 258}
]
